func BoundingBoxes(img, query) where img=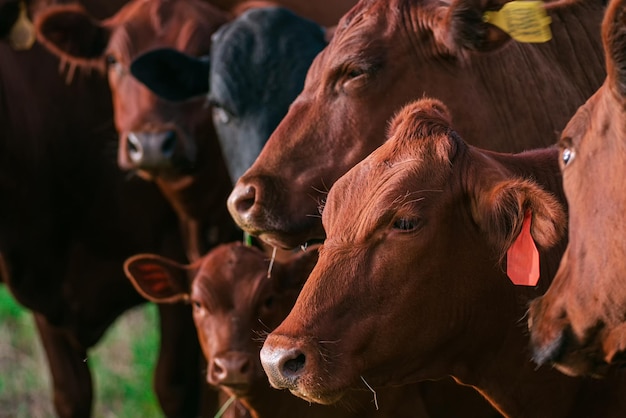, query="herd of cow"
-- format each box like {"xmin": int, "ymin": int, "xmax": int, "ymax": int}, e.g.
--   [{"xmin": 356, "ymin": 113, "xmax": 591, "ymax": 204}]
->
[{"xmin": 0, "ymin": 0, "xmax": 625, "ymax": 416}]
